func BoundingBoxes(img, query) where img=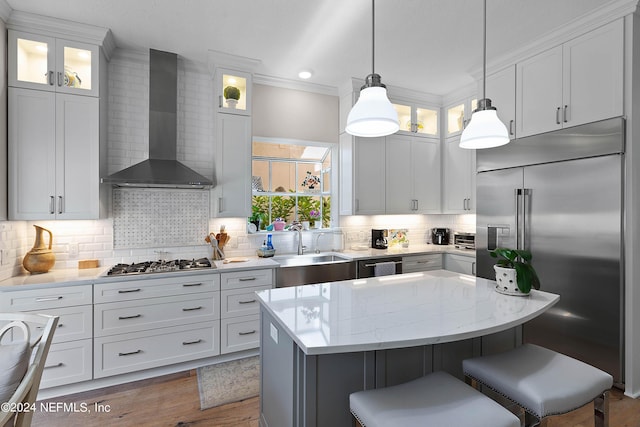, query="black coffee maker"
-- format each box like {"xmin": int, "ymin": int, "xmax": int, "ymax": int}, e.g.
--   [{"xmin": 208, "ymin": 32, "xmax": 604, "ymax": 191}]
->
[
  {"xmin": 371, "ymin": 229, "xmax": 388, "ymax": 249},
  {"xmin": 431, "ymin": 228, "xmax": 450, "ymax": 245}
]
